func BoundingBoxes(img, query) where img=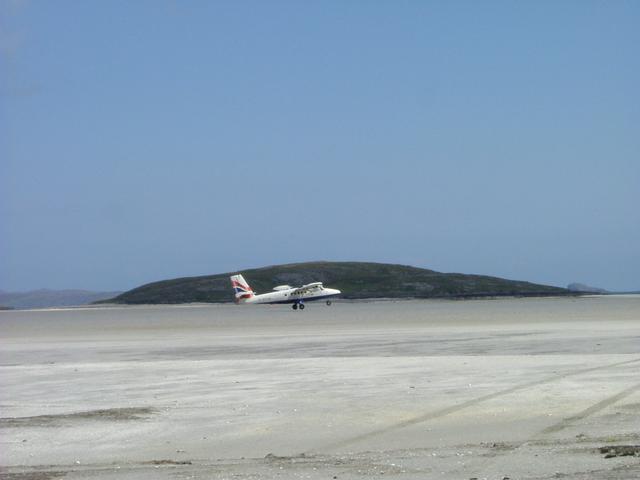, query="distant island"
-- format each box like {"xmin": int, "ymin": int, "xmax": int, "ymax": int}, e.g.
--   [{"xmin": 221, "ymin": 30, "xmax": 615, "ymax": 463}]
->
[
  {"xmin": 0, "ymin": 289, "xmax": 123, "ymax": 310},
  {"xmin": 567, "ymin": 283, "xmax": 608, "ymax": 294},
  {"xmin": 97, "ymin": 261, "xmax": 571, "ymax": 305}
]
